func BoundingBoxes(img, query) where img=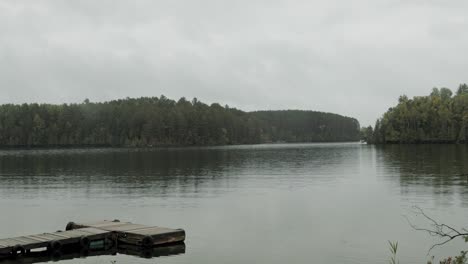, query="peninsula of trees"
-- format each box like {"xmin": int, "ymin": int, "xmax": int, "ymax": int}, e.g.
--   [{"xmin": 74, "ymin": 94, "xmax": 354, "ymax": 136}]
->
[
  {"xmin": 364, "ymin": 84, "xmax": 468, "ymax": 144},
  {"xmin": 0, "ymin": 96, "xmax": 360, "ymax": 147}
]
